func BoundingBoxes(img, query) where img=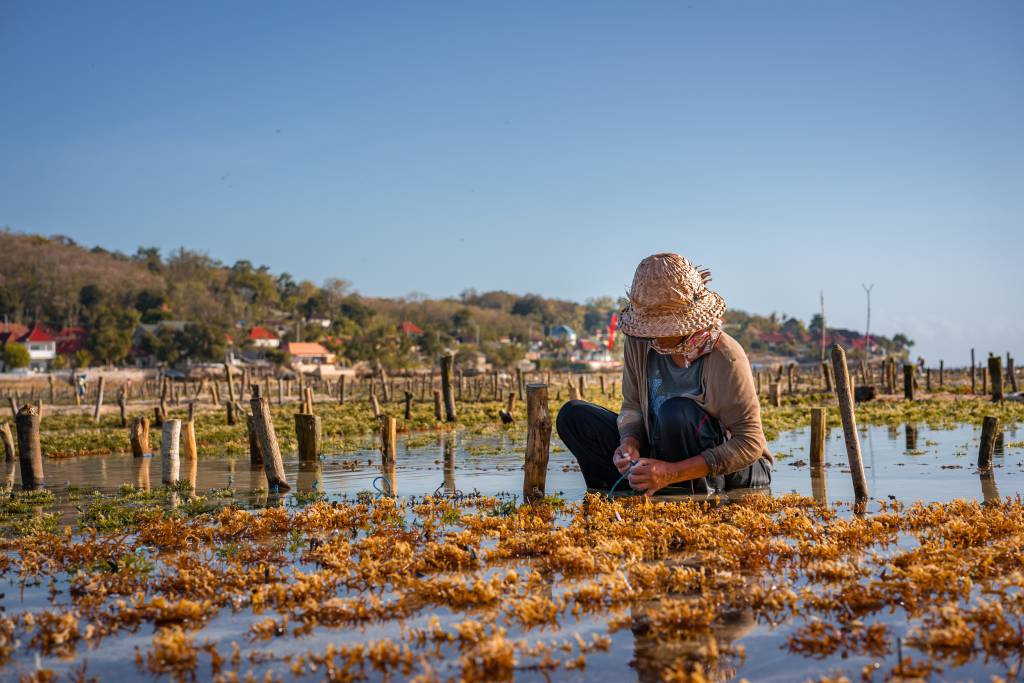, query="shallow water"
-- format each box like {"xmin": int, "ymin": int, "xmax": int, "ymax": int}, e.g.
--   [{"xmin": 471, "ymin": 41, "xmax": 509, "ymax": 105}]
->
[
  {"xmin": 3, "ymin": 421, "xmax": 1023, "ymax": 682},
  {"xmin": 21, "ymin": 421, "xmax": 1024, "ymax": 514}
]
